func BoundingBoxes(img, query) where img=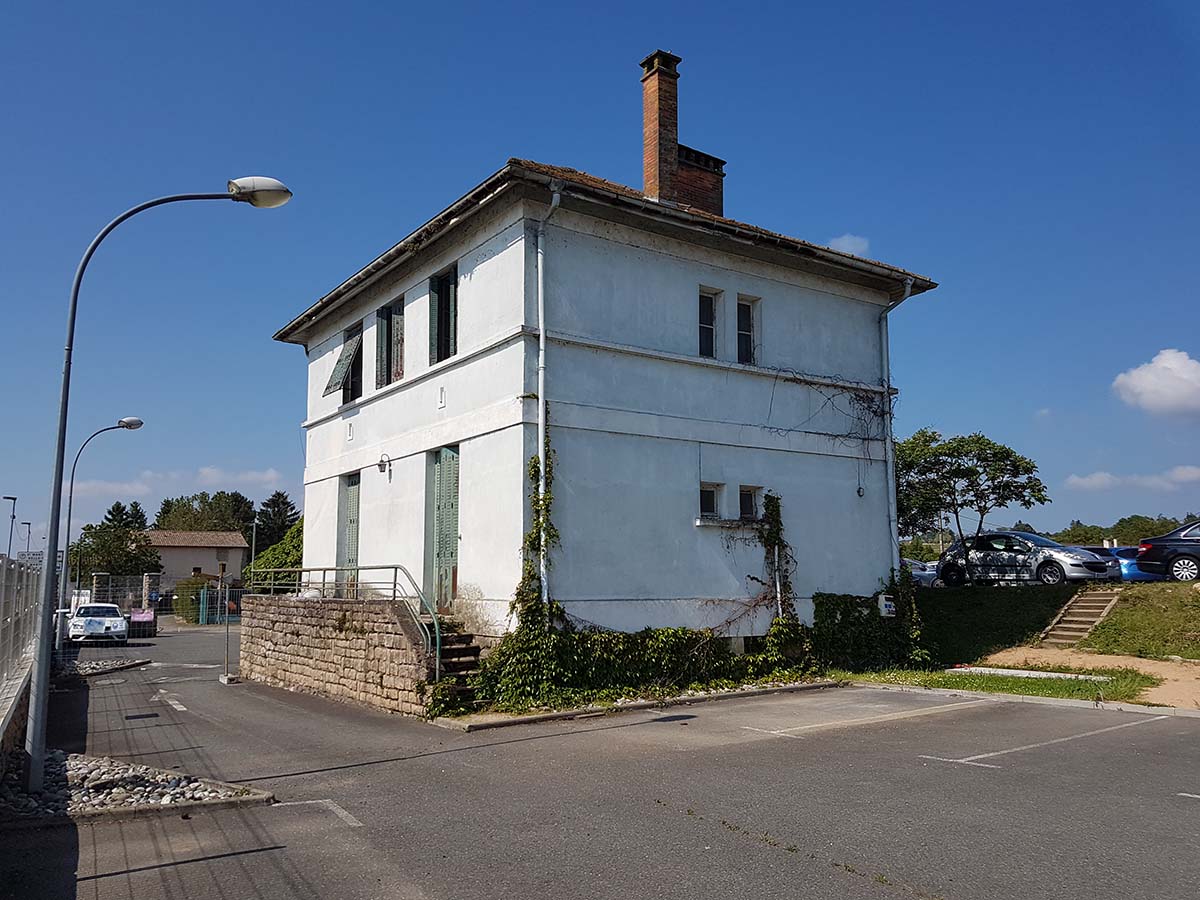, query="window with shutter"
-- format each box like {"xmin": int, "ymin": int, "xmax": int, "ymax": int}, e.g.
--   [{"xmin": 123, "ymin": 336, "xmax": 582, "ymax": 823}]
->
[
  {"xmin": 376, "ymin": 299, "xmax": 405, "ymax": 388},
  {"xmin": 430, "ymin": 265, "xmax": 458, "ymax": 364},
  {"xmin": 323, "ymin": 324, "xmax": 363, "ymax": 400}
]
